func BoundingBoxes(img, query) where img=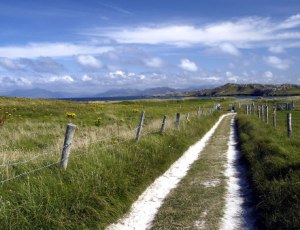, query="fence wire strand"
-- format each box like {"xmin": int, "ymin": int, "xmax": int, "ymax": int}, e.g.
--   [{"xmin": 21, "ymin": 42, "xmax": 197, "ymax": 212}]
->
[
  {"xmin": 0, "ymin": 161, "xmax": 59, "ymax": 185},
  {"xmin": 0, "ymin": 110, "xmax": 203, "ymax": 185}
]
